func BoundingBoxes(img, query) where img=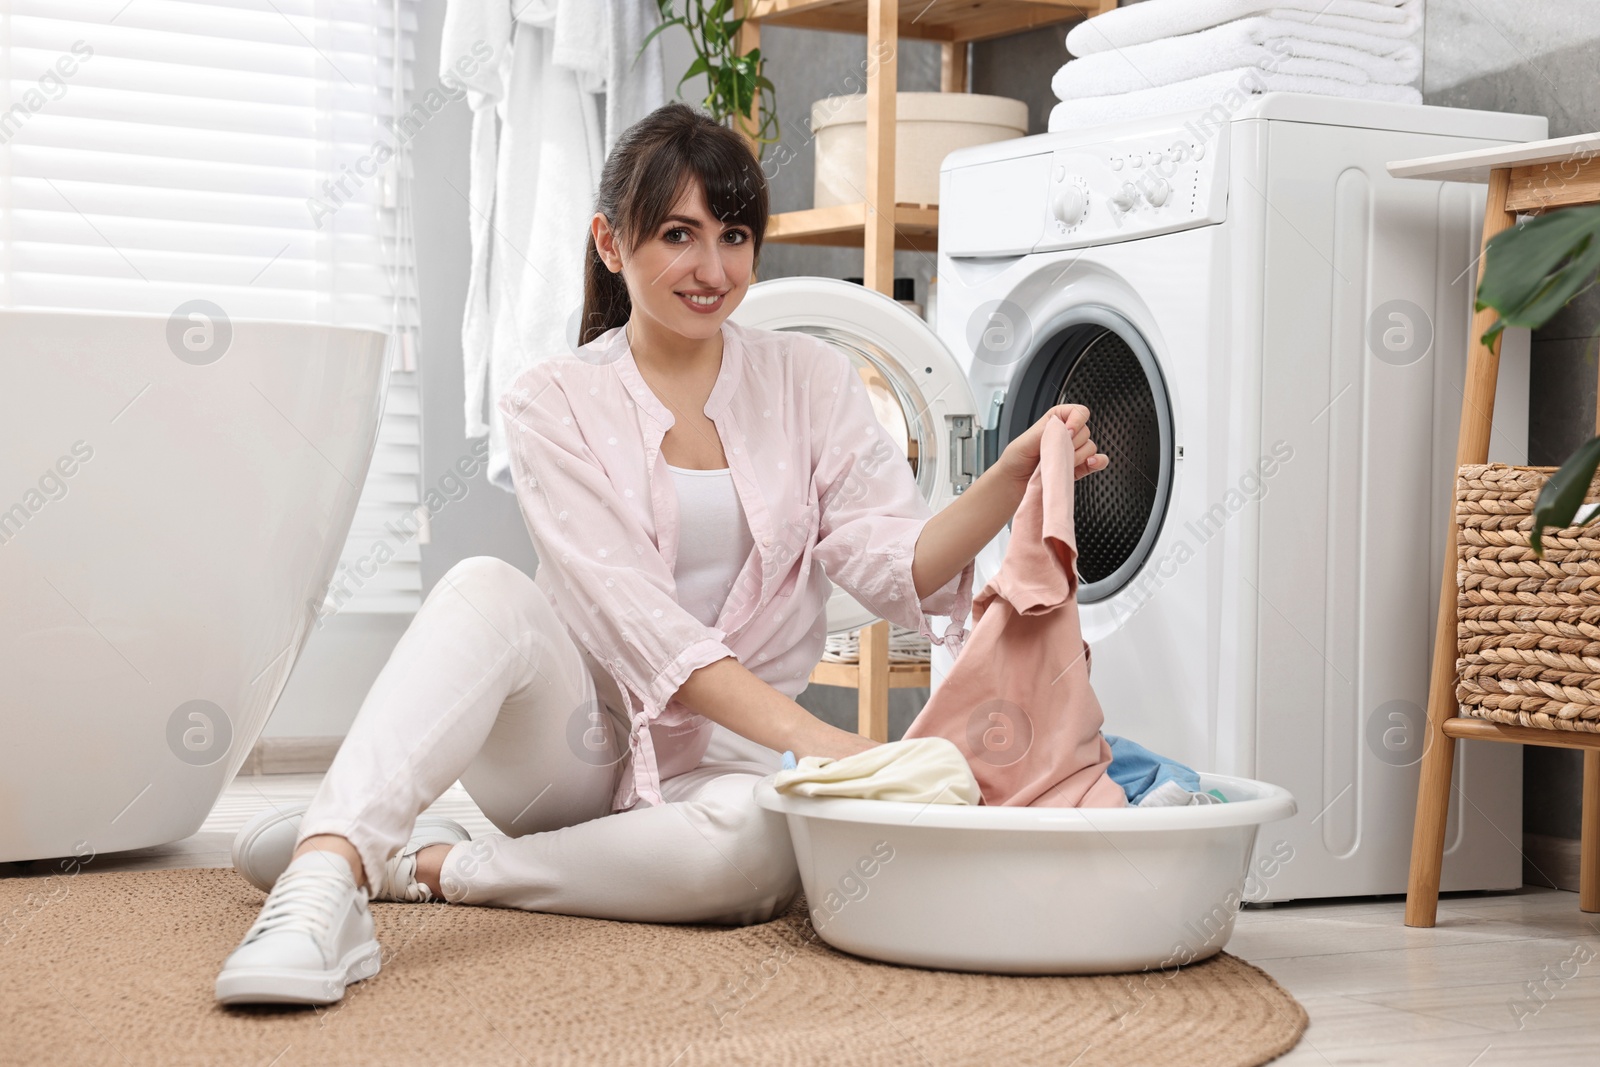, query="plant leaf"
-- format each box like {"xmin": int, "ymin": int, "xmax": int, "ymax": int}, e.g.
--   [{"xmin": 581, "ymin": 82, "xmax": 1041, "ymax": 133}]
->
[
  {"xmin": 1530, "ymin": 434, "xmax": 1600, "ymax": 556},
  {"xmin": 658, "ymin": 0, "xmax": 780, "ymax": 144},
  {"xmin": 1476, "ymin": 204, "xmax": 1600, "ymax": 346},
  {"xmin": 1480, "ymin": 315, "xmax": 1508, "ymax": 347},
  {"xmin": 675, "ymin": 54, "xmax": 711, "ymax": 95},
  {"xmin": 636, "ymin": 17, "xmax": 679, "ymax": 64},
  {"xmin": 1479, "ymin": 206, "xmax": 1600, "ymax": 312}
]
